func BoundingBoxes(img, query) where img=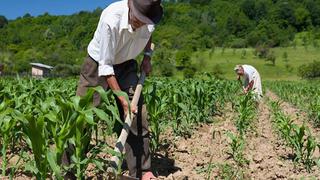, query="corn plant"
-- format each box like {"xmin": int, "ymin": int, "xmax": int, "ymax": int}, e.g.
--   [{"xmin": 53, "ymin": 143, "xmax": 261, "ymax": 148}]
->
[
  {"xmin": 234, "ymin": 92, "xmax": 256, "ymax": 136},
  {"xmin": 303, "ymin": 134, "xmax": 317, "ymax": 171},
  {"xmin": 0, "ymin": 78, "xmax": 122, "ymax": 178},
  {"xmin": 0, "ymin": 100, "xmax": 16, "ymax": 176},
  {"xmin": 269, "ymin": 100, "xmax": 318, "ymax": 171},
  {"xmin": 70, "ymin": 87, "xmax": 123, "ymax": 179},
  {"xmin": 144, "ymin": 83, "xmax": 167, "ymax": 152},
  {"xmin": 270, "ymin": 101, "xmax": 293, "ymax": 144},
  {"xmin": 0, "ymin": 76, "xmax": 241, "ymax": 178},
  {"xmin": 215, "ymin": 163, "xmax": 245, "ymax": 180},
  {"xmin": 309, "ymin": 98, "xmax": 320, "ymax": 126},
  {"xmin": 14, "ymin": 108, "xmax": 49, "ymax": 179},
  {"xmin": 226, "ymin": 132, "xmax": 248, "ymax": 166},
  {"xmin": 289, "ymin": 124, "xmax": 317, "ymax": 171},
  {"xmin": 267, "ymin": 81, "xmax": 320, "ymax": 127}
]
